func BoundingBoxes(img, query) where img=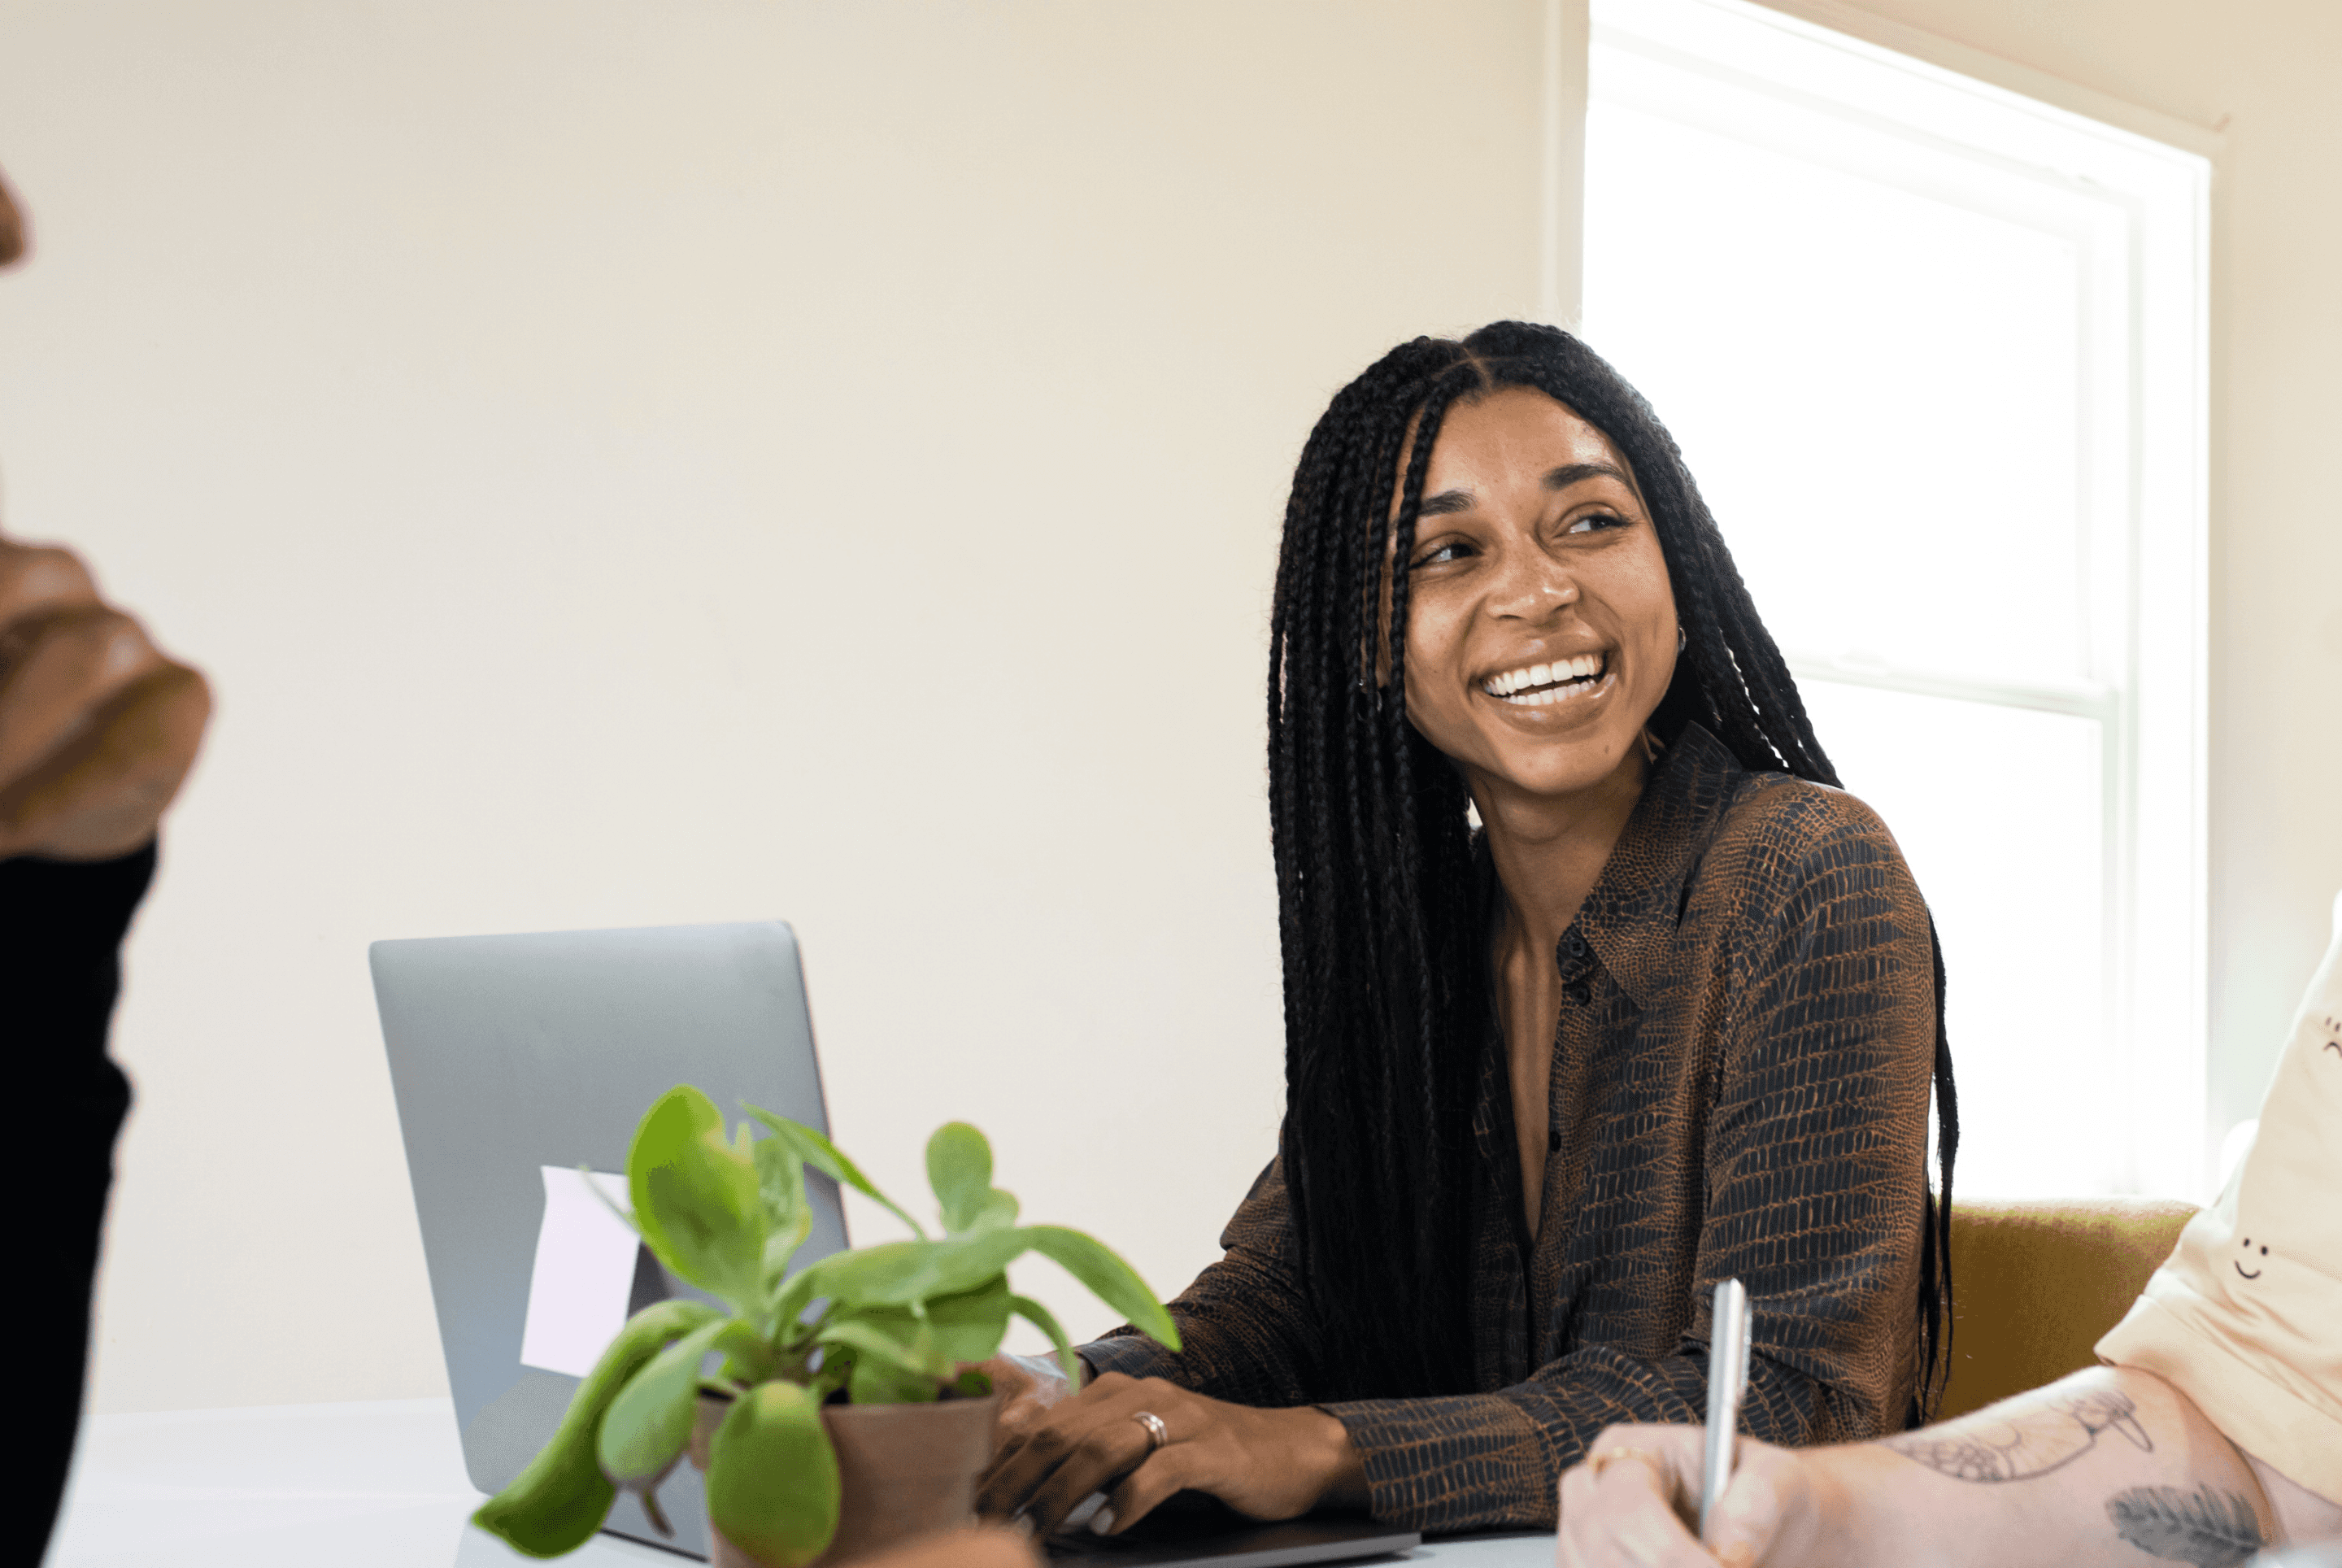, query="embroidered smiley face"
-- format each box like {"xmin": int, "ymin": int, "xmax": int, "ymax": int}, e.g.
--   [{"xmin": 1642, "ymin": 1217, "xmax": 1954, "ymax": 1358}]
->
[{"xmin": 2236, "ymin": 1237, "xmax": 2269, "ymax": 1279}]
